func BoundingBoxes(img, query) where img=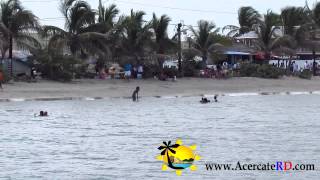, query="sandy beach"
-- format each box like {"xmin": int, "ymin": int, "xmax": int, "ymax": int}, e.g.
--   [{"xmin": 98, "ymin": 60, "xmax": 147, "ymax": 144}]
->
[{"xmin": 0, "ymin": 77, "xmax": 320, "ymax": 100}]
